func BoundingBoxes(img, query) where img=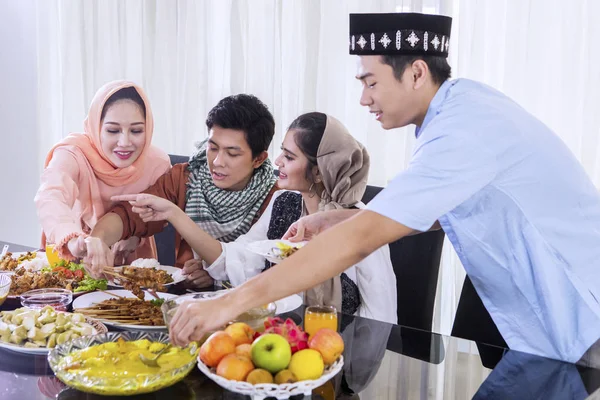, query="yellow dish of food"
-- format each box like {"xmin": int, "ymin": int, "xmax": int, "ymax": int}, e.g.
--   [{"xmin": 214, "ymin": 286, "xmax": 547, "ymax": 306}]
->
[{"xmin": 50, "ymin": 334, "xmax": 198, "ymax": 395}]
